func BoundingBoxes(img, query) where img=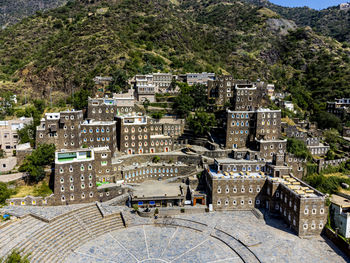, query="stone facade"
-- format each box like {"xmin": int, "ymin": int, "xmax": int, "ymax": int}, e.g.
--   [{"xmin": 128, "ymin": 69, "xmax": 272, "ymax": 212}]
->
[
  {"xmin": 53, "ymin": 149, "xmax": 99, "ymax": 205},
  {"xmin": 80, "ymin": 120, "xmax": 117, "ymax": 156},
  {"xmin": 343, "ymin": 126, "xmax": 350, "ymax": 137},
  {"xmin": 116, "ymin": 115, "xmax": 185, "ymax": 155},
  {"xmin": 87, "ymin": 90, "xmax": 135, "ymax": 121},
  {"xmin": 185, "ymin": 72, "xmax": 215, "ymax": 86},
  {"xmin": 203, "ymin": 157, "xmax": 327, "ymax": 237},
  {"xmin": 326, "ymin": 98, "xmax": 350, "ymax": 118},
  {"xmin": 36, "ymin": 110, "xmax": 83, "ymax": 149},
  {"xmin": 0, "ymin": 117, "xmax": 33, "ymax": 154}
]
